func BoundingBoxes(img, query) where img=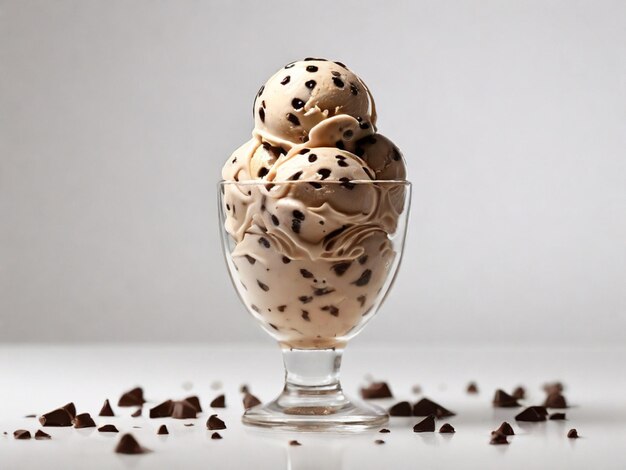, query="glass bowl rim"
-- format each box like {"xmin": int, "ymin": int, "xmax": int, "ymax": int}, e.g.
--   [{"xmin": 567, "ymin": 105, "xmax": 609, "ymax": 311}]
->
[{"xmin": 219, "ymin": 179, "xmax": 412, "ymax": 186}]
